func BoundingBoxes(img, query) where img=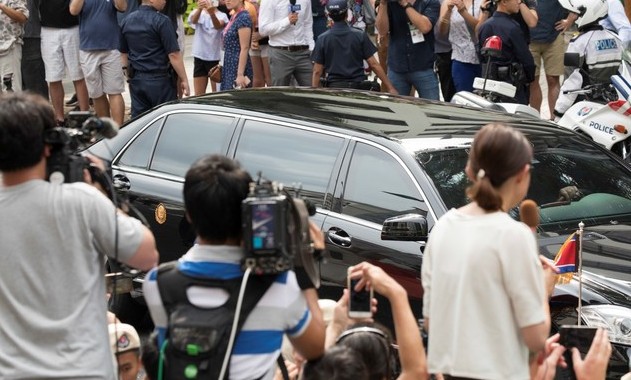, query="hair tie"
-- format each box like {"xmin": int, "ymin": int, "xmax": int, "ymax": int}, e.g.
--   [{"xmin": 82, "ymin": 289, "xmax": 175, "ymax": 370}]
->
[{"xmin": 476, "ymin": 169, "xmax": 486, "ymax": 180}]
